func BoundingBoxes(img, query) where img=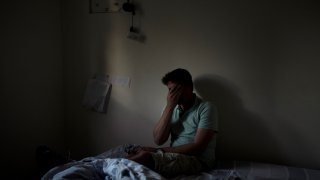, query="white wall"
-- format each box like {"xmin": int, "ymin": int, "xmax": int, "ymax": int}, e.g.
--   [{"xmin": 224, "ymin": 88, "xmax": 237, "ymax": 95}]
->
[
  {"xmin": 62, "ymin": 0, "xmax": 320, "ymax": 169},
  {"xmin": 0, "ymin": 0, "xmax": 64, "ymax": 178}
]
